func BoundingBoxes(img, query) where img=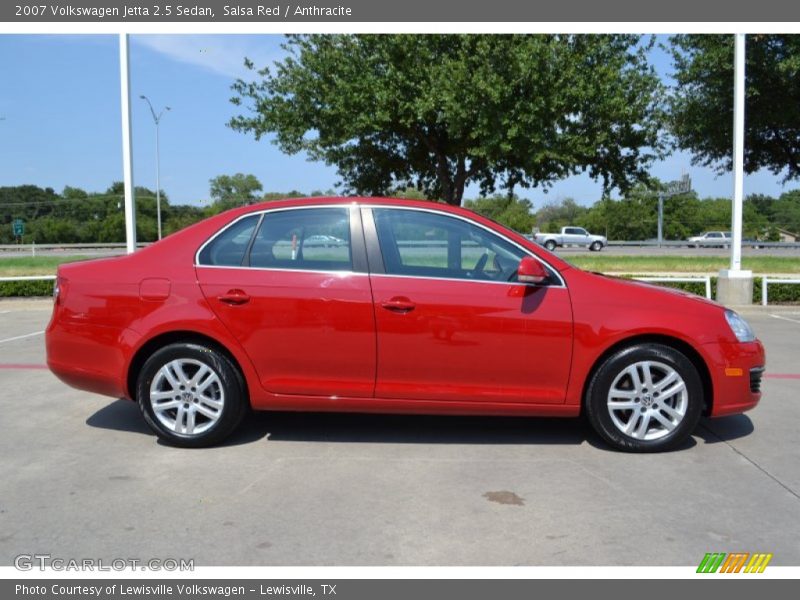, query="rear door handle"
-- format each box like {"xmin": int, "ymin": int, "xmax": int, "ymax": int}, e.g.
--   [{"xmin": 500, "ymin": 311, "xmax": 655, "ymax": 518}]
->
[
  {"xmin": 218, "ymin": 289, "xmax": 251, "ymax": 306},
  {"xmin": 380, "ymin": 297, "xmax": 416, "ymax": 313}
]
